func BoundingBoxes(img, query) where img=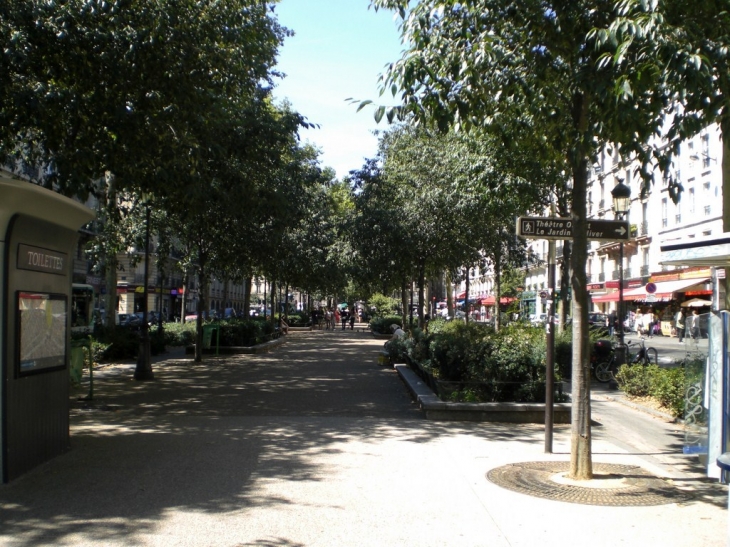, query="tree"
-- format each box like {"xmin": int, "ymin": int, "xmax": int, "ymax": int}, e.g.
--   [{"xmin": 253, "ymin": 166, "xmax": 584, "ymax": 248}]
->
[
  {"xmin": 594, "ymin": 0, "xmax": 730, "ymax": 304},
  {"xmin": 369, "ymin": 0, "xmax": 670, "ymax": 479},
  {"xmin": 1, "ymin": 0, "xmax": 287, "ymax": 199}
]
